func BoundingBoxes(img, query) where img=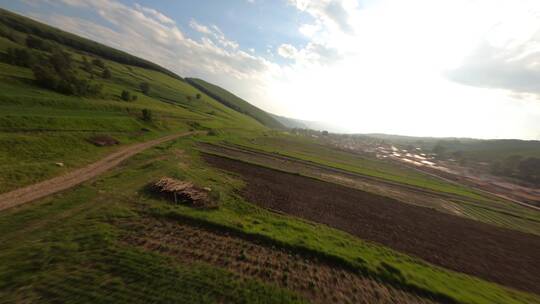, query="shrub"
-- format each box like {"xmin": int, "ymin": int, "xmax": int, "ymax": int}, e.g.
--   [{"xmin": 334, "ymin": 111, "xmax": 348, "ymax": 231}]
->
[
  {"xmin": 81, "ymin": 56, "xmax": 93, "ymax": 73},
  {"xmin": 517, "ymin": 157, "xmax": 540, "ymax": 183},
  {"xmin": 101, "ymin": 67, "xmax": 111, "ymax": 79},
  {"xmin": 131, "ymin": 94, "xmax": 138, "ymax": 101},
  {"xmin": 56, "ymin": 78, "xmax": 77, "ymax": 95},
  {"xmin": 26, "ymin": 35, "xmax": 53, "ymax": 52},
  {"xmin": 5, "ymin": 48, "xmax": 34, "ymax": 67},
  {"xmin": 86, "ymin": 83, "xmax": 103, "ymax": 96},
  {"xmin": 121, "ymin": 90, "xmax": 131, "ymax": 101},
  {"xmin": 49, "ymin": 49, "xmax": 73, "ymax": 75},
  {"xmin": 139, "ymin": 82, "xmax": 150, "ymax": 95},
  {"xmin": 92, "ymin": 58, "xmax": 105, "ymax": 68},
  {"xmin": 32, "ymin": 63, "xmax": 60, "ymax": 90},
  {"xmin": 196, "ymin": 93, "xmax": 201, "ymax": 99},
  {"xmin": 142, "ymin": 109, "xmax": 152, "ymax": 121},
  {"xmin": 32, "ymin": 60, "xmax": 102, "ymax": 97}
]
